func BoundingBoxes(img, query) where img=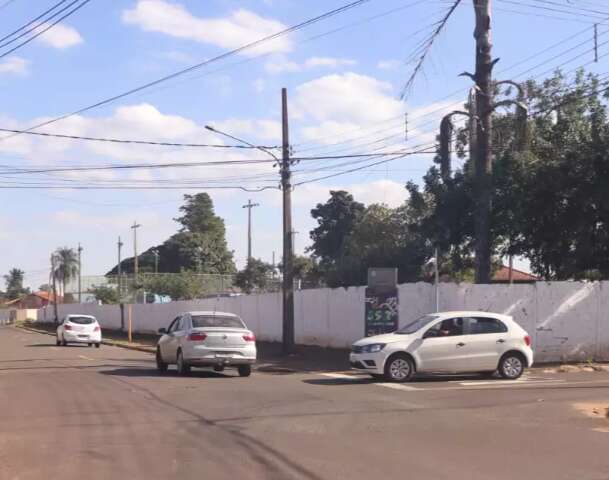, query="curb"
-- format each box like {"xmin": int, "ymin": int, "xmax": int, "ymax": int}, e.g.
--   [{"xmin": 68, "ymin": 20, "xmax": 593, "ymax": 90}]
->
[{"xmin": 15, "ymin": 325, "xmax": 155, "ymax": 354}]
